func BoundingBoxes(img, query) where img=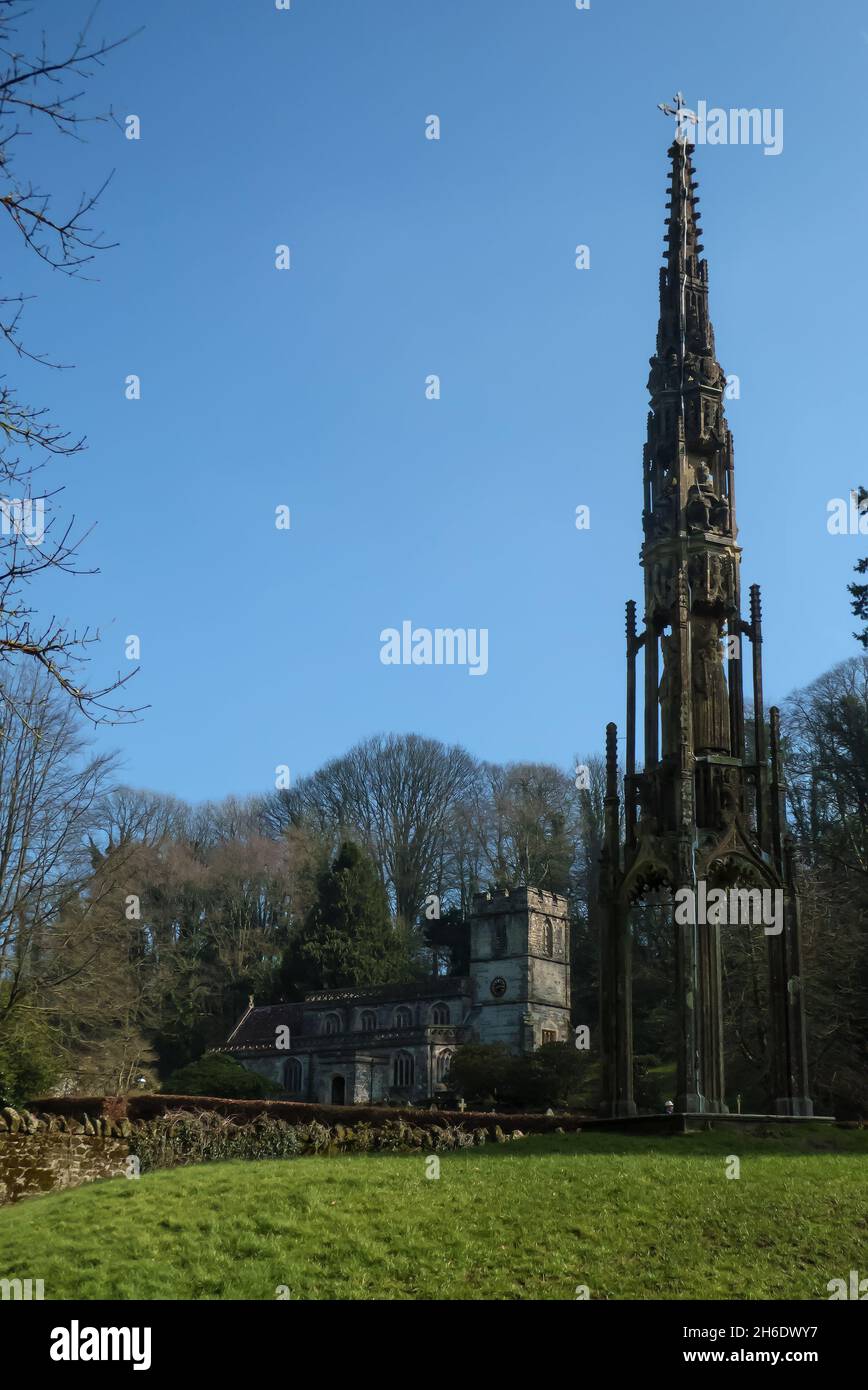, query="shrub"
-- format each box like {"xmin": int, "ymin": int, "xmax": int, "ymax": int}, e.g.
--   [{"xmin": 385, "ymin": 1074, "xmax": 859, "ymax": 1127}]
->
[
  {"xmin": 0, "ymin": 1017, "xmax": 60, "ymax": 1109},
  {"xmin": 446, "ymin": 1043, "xmax": 514, "ymax": 1106},
  {"xmin": 162, "ymin": 1053, "xmax": 279, "ymax": 1100},
  {"xmin": 32, "ymin": 1091, "xmax": 585, "ymax": 1133},
  {"xmin": 127, "ymin": 1108, "xmax": 499, "ymax": 1172},
  {"xmin": 447, "ymin": 1041, "xmax": 589, "ymax": 1110},
  {"xmin": 512, "ymin": 1043, "xmax": 590, "ymax": 1109}
]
